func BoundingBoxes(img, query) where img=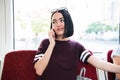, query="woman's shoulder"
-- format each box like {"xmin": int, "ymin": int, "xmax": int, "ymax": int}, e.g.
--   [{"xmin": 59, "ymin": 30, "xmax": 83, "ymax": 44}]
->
[
  {"xmin": 69, "ymin": 39, "xmax": 84, "ymax": 46},
  {"xmin": 42, "ymin": 38, "xmax": 49, "ymax": 41},
  {"xmin": 41, "ymin": 38, "xmax": 49, "ymax": 44}
]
